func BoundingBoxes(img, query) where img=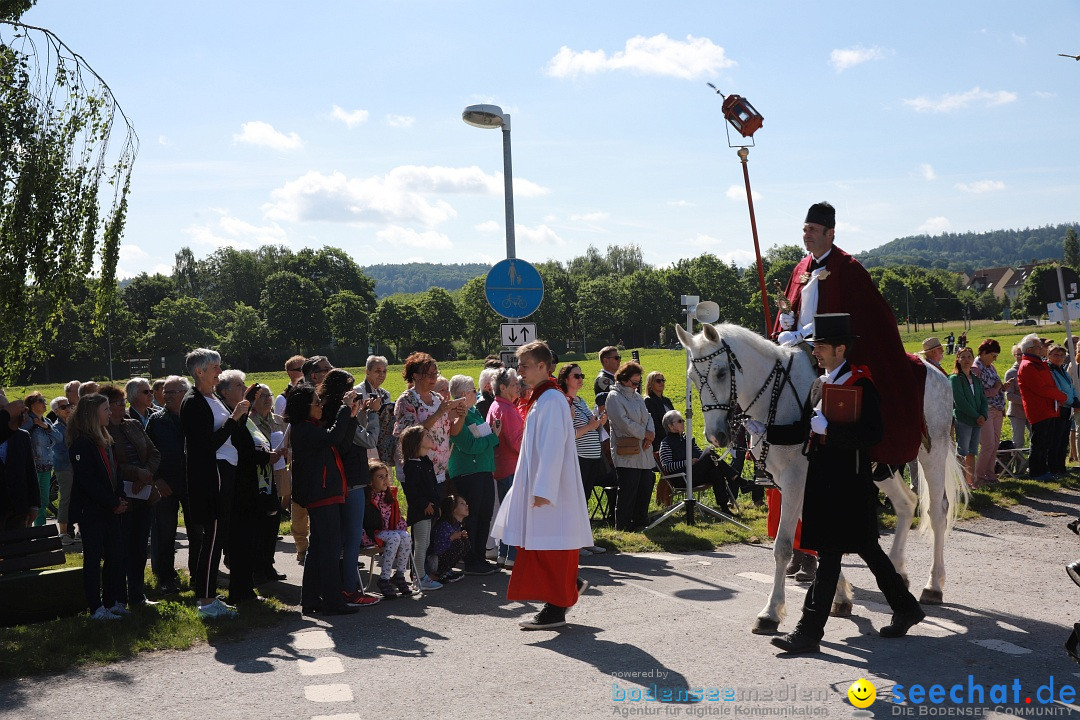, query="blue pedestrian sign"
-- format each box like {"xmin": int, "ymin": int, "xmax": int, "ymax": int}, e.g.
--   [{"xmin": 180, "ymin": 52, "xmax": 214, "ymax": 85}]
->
[{"xmin": 485, "ymin": 258, "xmax": 544, "ymax": 319}]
